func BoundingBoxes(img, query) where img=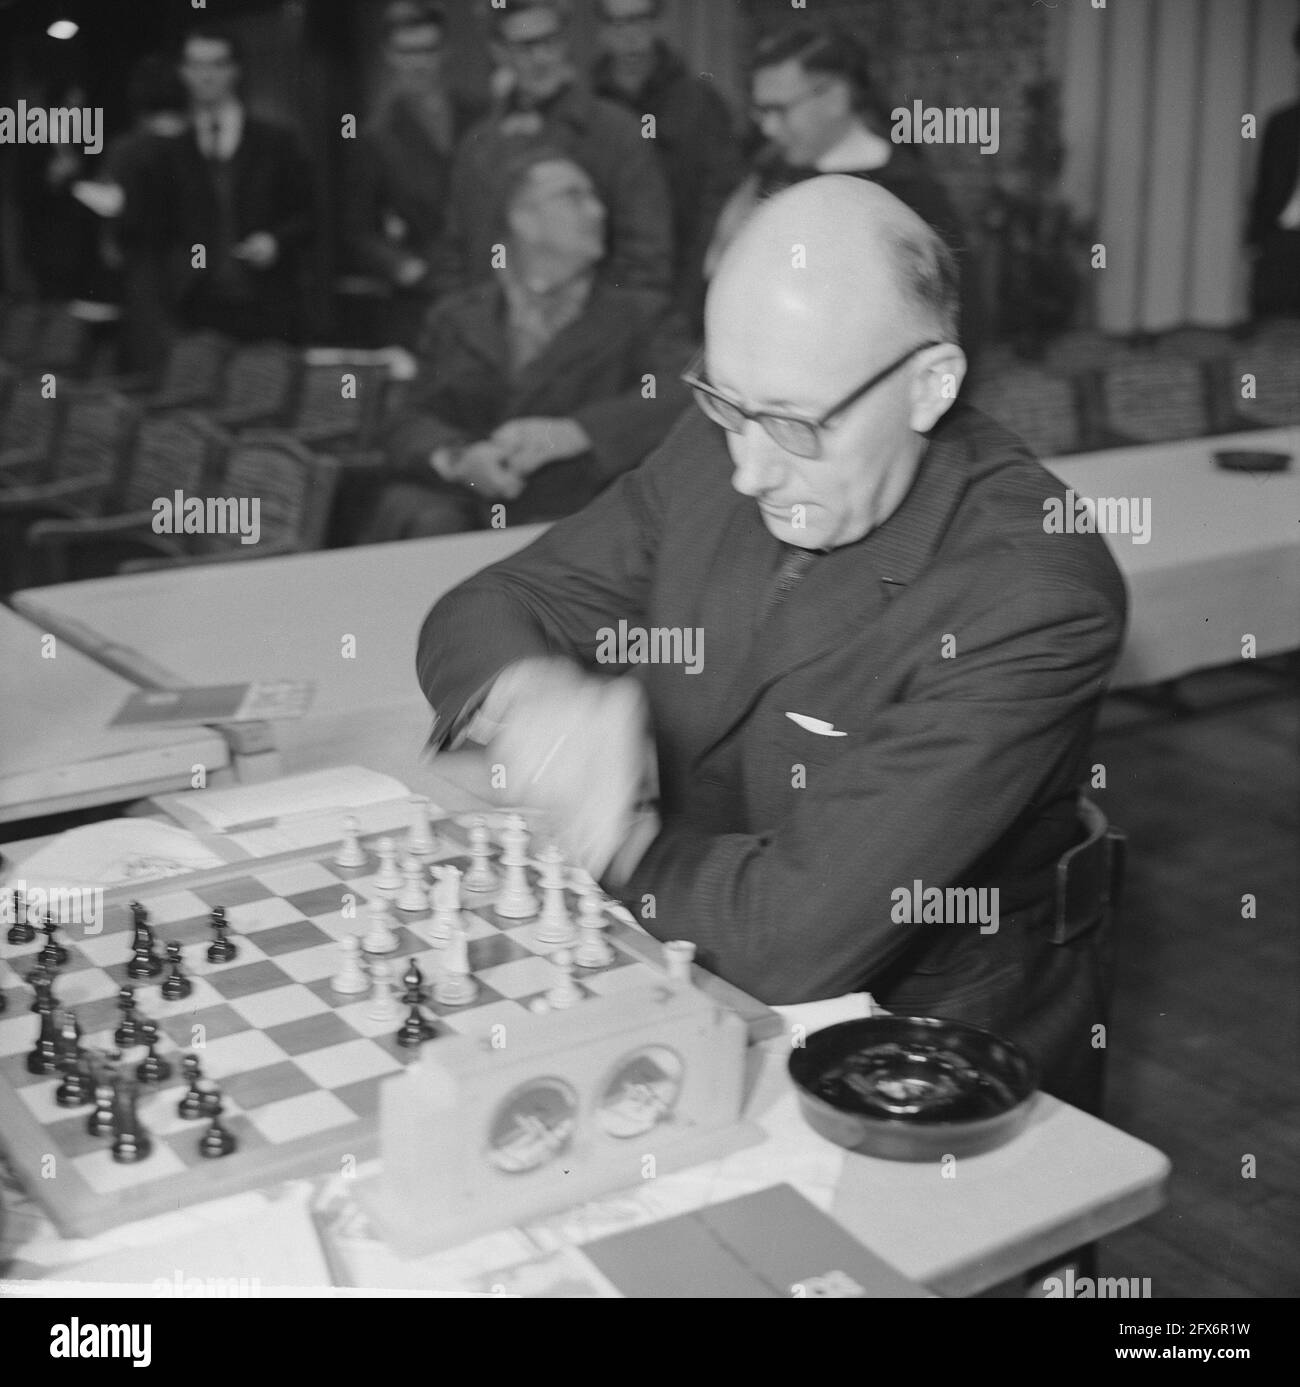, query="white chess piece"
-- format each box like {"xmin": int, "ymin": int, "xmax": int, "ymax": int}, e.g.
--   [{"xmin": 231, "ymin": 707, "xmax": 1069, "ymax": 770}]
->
[
  {"xmin": 574, "ymin": 889, "xmax": 615, "ymax": 968},
  {"xmin": 406, "ymin": 796, "xmax": 437, "ymax": 859},
  {"xmin": 495, "ymin": 814, "xmax": 539, "ymax": 919},
  {"xmin": 372, "ymin": 836, "xmax": 402, "ymax": 893},
  {"xmin": 362, "ymin": 899, "xmax": 399, "ymax": 955},
  {"xmin": 334, "ymin": 815, "xmax": 368, "ymax": 870},
  {"xmin": 331, "ymin": 935, "xmax": 370, "ymax": 995},
  {"xmin": 534, "ymin": 844, "xmax": 576, "ymax": 945},
  {"xmin": 544, "ymin": 948, "xmax": 582, "ymax": 1009},
  {"xmin": 462, "ymin": 816, "xmax": 498, "ymax": 893},
  {"xmin": 428, "ymin": 863, "xmax": 461, "ymax": 944},
  {"xmin": 663, "ymin": 939, "xmax": 696, "ymax": 984},
  {"xmin": 433, "ymin": 921, "xmax": 478, "ymax": 1006},
  {"xmin": 396, "ymin": 856, "xmax": 429, "ymax": 913},
  {"xmin": 367, "ymin": 959, "xmax": 399, "ymax": 1022}
]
